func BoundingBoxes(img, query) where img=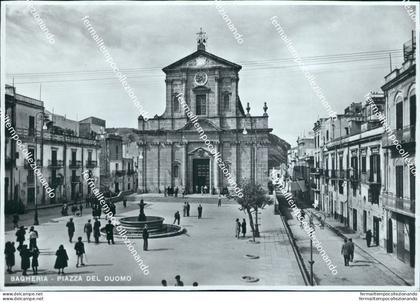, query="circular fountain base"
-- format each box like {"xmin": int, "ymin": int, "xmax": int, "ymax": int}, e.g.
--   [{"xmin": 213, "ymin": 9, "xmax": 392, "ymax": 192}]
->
[{"xmin": 101, "ymin": 216, "xmax": 185, "ymax": 239}]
